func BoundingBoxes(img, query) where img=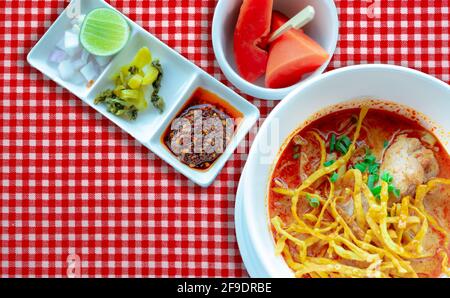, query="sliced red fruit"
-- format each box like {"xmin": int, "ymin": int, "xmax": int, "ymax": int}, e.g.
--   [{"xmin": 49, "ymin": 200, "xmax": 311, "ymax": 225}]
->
[
  {"xmin": 265, "ymin": 11, "xmax": 329, "ymax": 89},
  {"xmin": 234, "ymin": 0, "xmax": 273, "ymax": 83}
]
